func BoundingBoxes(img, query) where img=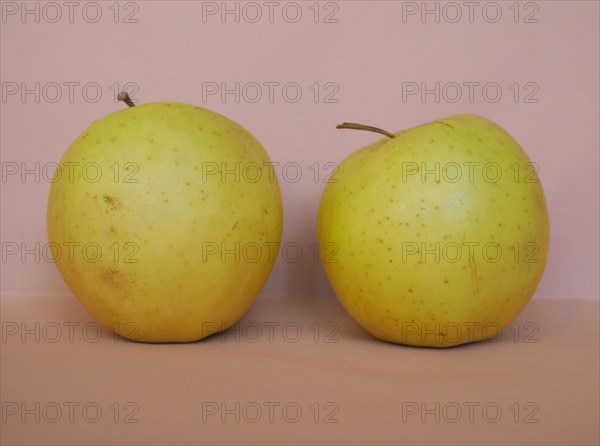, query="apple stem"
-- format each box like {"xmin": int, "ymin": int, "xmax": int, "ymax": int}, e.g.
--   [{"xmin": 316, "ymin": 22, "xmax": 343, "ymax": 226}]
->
[
  {"xmin": 117, "ymin": 91, "xmax": 136, "ymax": 108},
  {"xmin": 336, "ymin": 122, "xmax": 395, "ymax": 139}
]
